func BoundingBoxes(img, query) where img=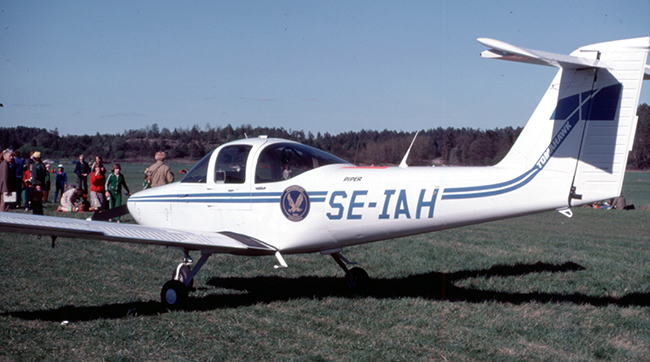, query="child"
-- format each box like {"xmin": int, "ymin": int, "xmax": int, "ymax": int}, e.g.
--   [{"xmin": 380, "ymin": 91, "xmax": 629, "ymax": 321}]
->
[
  {"xmin": 105, "ymin": 164, "xmax": 131, "ymax": 222},
  {"xmin": 54, "ymin": 164, "xmax": 67, "ymax": 202},
  {"xmin": 142, "ymin": 167, "xmax": 151, "ymax": 190},
  {"xmin": 89, "ymin": 162, "xmax": 106, "ymax": 211},
  {"xmin": 30, "ymin": 180, "xmax": 44, "ymax": 215}
]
